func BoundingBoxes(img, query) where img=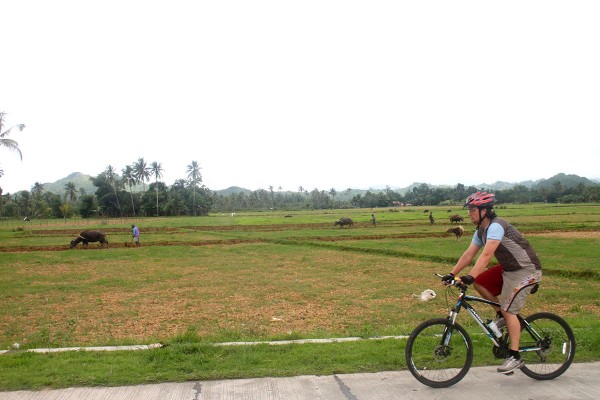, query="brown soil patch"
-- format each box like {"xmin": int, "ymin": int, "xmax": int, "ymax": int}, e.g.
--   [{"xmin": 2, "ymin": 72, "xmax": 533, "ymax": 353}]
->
[{"xmin": 1, "ymin": 246, "xmax": 422, "ymax": 346}]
